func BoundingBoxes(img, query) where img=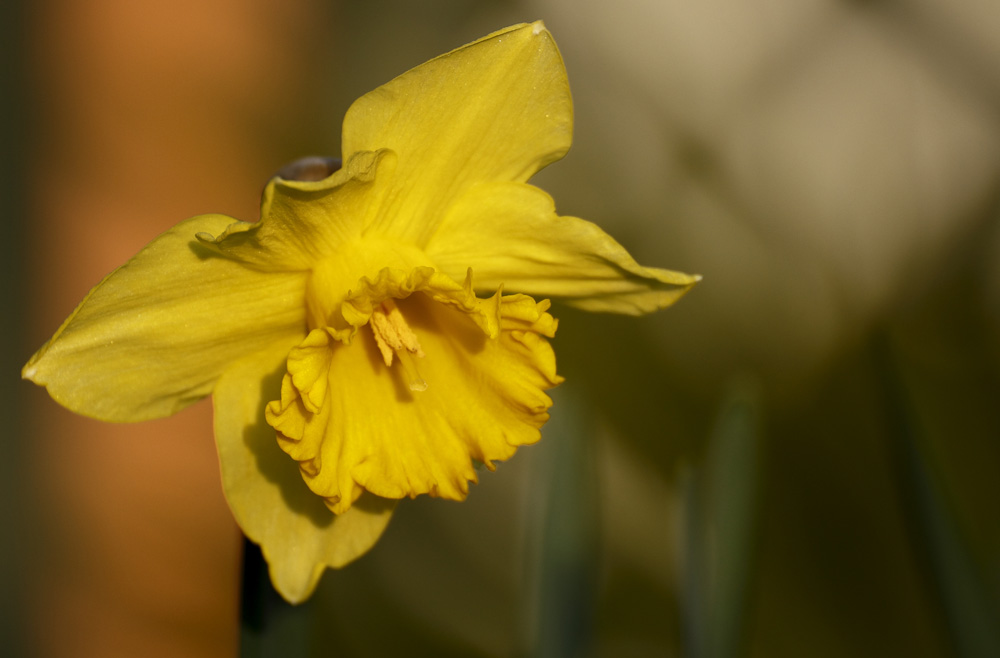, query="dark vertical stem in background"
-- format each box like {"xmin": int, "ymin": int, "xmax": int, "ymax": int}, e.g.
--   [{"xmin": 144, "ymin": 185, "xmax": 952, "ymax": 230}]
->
[
  {"xmin": 520, "ymin": 387, "xmax": 600, "ymax": 658},
  {"xmin": 875, "ymin": 333, "xmax": 1000, "ymax": 658},
  {"xmin": 680, "ymin": 465, "xmax": 707, "ymax": 658},
  {"xmin": 682, "ymin": 379, "xmax": 761, "ymax": 658},
  {"xmin": 2, "ymin": 0, "xmax": 28, "ymax": 654},
  {"xmin": 239, "ymin": 537, "xmax": 271, "ymax": 636},
  {"xmin": 705, "ymin": 381, "xmax": 761, "ymax": 658},
  {"xmin": 239, "ymin": 537, "xmax": 315, "ymax": 657}
]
